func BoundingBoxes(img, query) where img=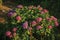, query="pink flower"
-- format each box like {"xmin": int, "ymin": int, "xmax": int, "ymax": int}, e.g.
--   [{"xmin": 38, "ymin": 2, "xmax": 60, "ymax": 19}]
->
[
  {"xmin": 22, "ymin": 21, "xmax": 28, "ymax": 29},
  {"xmin": 46, "ymin": 17, "xmax": 53, "ymax": 22},
  {"xmin": 43, "ymin": 9, "xmax": 48, "ymax": 13},
  {"xmin": 47, "ymin": 16, "xmax": 58, "ymax": 22},
  {"xmin": 36, "ymin": 17, "xmax": 42, "ymax": 23},
  {"xmin": 5, "ymin": 31, "xmax": 11, "ymax": 36},
  {"xmin": 36, "ymin": 26, "xmax": 42, "ymax": 30},
  {"xmin": 46, "ymin": 17, "xmax": 52, "ymax": 22},
  {"xmin": 48, "ymin": 25, "xmax": 52, "ymax": 29},
  {"xmin": 17, "ymin": 5, "xmax": 23, "ymax": 8},
  {"xmin": 55, "ymin": 21, "xmax": 59, "ymax": 26},
  {"xmin": 12, "ymin": 27, "xmax": 17, "ymax": 32},
  {"xmin": 31, "ymin": 21, "xmax": 37, "ymax": 26},
  {"xmin": 16, "ymin": 16, "xmax": 21, "ymax": 21},
  {"xmin": 28, "ymin": 27, "xmax": 32, "ymax": 31},
  {"xmin": 51, "ymin": 16, "xmax": 57, "ymax": 21}
]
